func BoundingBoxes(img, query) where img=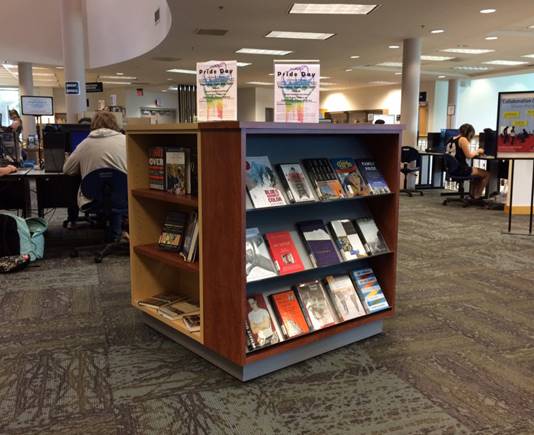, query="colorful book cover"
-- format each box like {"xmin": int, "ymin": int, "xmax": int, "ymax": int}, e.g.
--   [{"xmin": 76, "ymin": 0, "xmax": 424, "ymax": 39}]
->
[
  {"xmin": 351, "ymin": 268, "xmax": 390, "ymax": 313},
  {"xmin": 355, "ymin": 159, "xmax": 390, "ymax": 195},
  {"xmin": 245, "ymin": 228, "xmax": 278, "ymax": 282},
  {"xmin": 148, "ymin": 146, "xmax": 165, "ymax": 190},
  {"xmin": 295, "ymin": 280, "xmax": 338, "ymax": 330},
  {"xmin": 324, "ymin": 274, "xmax": 366, "ymax": 321},
  {"xmin": 277, "ymin": 163, "xmax": 315, "ymax": 203},
  {"xmin": 245, "ymin": 156, "xmax": 287, "ymax": 208},
  {"xmin": 165, "ymin": 148, "xmax": 187, "ymax": 195},
  {"xmin": 246, "ymin": 294, "xmax": 281, "ymax": 351},
  {"xmin": 330, "ymin": 158, "xmax": 370, "ymax": 197},
  {"xmin": 355, "ymin": 217, "xmax": 388, "ymax": 255},
  {"xmin": 158, "ymin": 212, "xmax": 187, "ymax": 251},
  {"xmin": 269, "ymin": 290, "xmax": 310, "ymax": 339},
  {"xmin": 180, "ymin": 212, "xmax": 198, "ymax": 262},
  {"xmin": 297, "ymin": 220, "xmax": 340, "ymax": 268},
  {"xmin": 265, "ymin": 231, "xmax": 305, "ymax": 275},
  {"xmin": 302, "ymin": 159, "xmax": 345, "ymax": 200},
  {"xmin": 158, "ymin": 301, "xmax": 199, "ymax": 320},
  {"xmin": 329, "ymin": 219, "xmax": 368, "ymax": 261},
  {"xmin": 182, "ymin": 314, "xmax": 201, "ymax": 332}
]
